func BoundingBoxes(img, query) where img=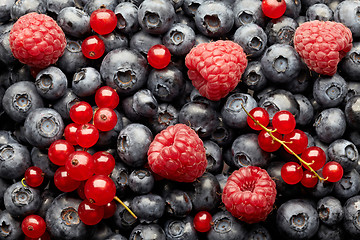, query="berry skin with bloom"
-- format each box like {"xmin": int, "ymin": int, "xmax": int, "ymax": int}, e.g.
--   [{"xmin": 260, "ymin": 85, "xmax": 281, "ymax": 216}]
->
[
  {"xmin": 9, "ymin": 12, "xmax": 66, "ymax": 69},
  {"xmin": 261, "ymin": 0, "xmax": 287, "ymax": 19},
  {"xmin": 90, "ymin": 8, "xmax": 117, "ymax": 35},
  {"xmin": 147, "ymin": 124, "xmax": 207, "ymax": 182},
  {"xmin": 185, "ymin": 40, "xmax": 248, "ymax": 101},
  {"xmin": 294, "ymin": 20, "xmax": 353, "ymax": 76},
  {"xmin": 22, "ymin": 215, "xmax": 46, "ymax": 238},
  {"xmin": 222, "ymin": 166, "xmax": 276, "ymax": 224},
  {"xmin": 147, "ymin": 44, "xmax": 171, "ymax": 69}
]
